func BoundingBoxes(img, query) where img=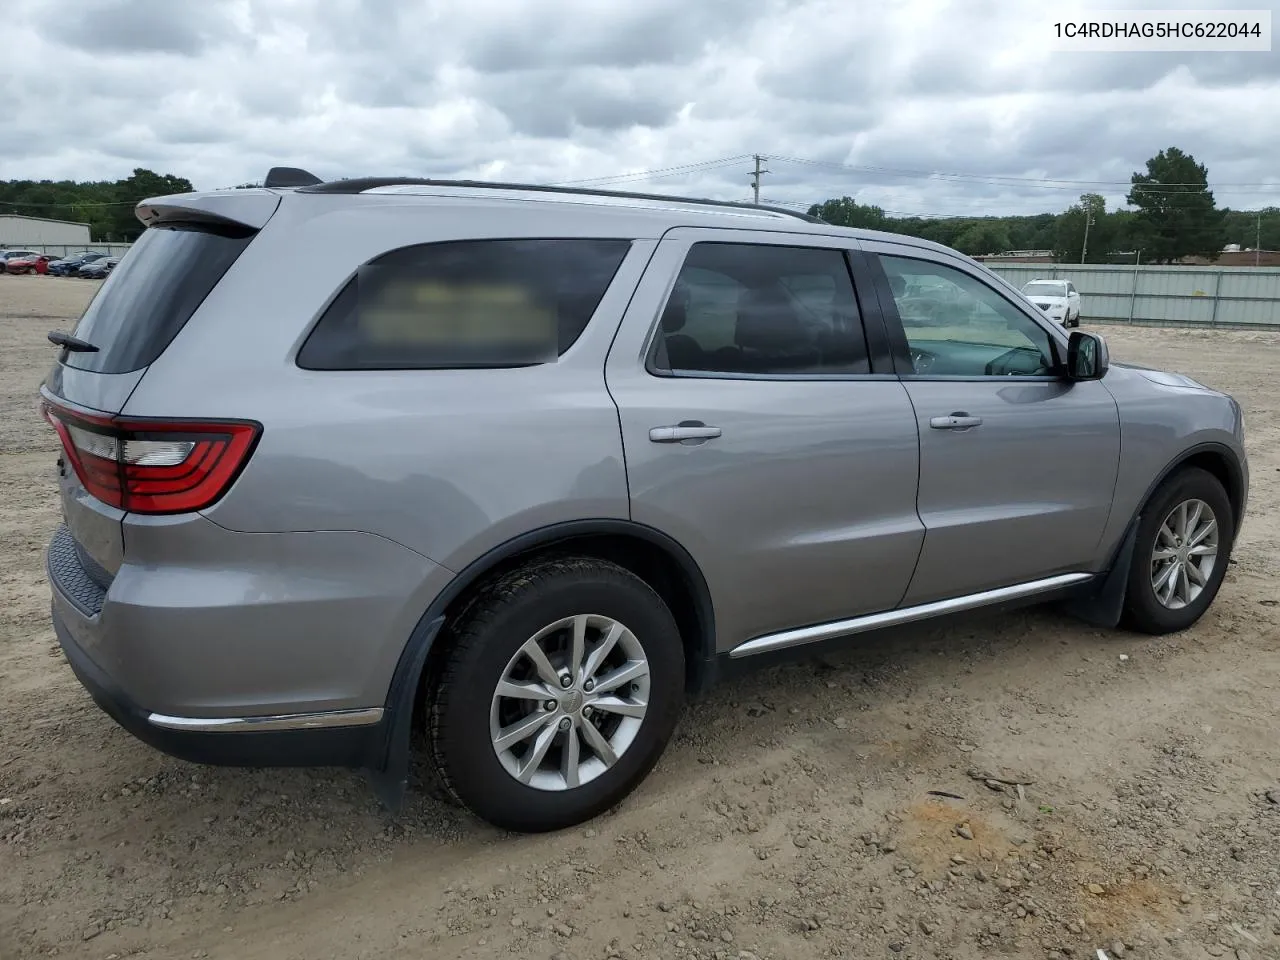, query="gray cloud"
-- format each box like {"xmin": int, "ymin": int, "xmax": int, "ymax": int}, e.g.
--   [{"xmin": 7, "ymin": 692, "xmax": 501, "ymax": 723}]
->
[
  {"xmin": 462, "ymin": 0, "xmax": 776, "ymax": 73},
  {"xmin": 1, "ymin": 0, "xmax": 1276, "ymax": 218},
  {"xmin": 51, "ymin": 0, "xmax": 241, "ymax": 55},
  {"xmin": 477, "ymin": 68, "xmax": 687, "ymax": 137}
]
